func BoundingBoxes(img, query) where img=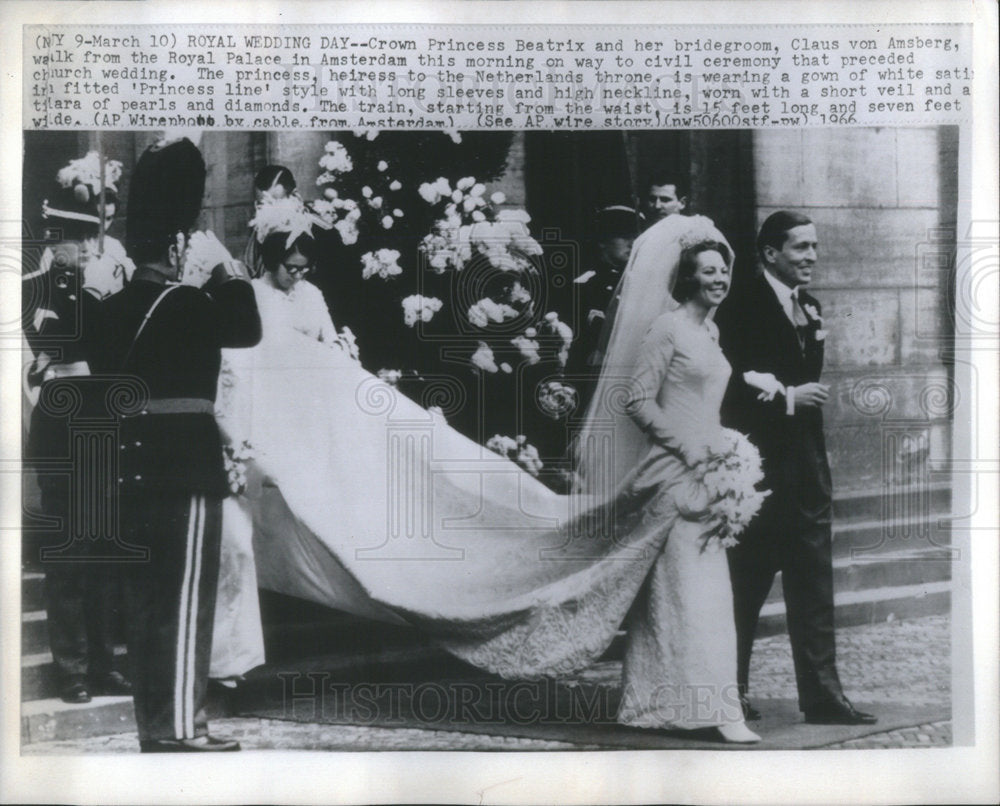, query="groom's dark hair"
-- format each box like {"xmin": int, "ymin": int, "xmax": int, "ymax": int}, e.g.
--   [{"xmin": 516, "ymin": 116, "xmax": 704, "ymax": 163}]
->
[{"xmin": 756, "ymin": 211, "xmax": 813, "ymax": 262}]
